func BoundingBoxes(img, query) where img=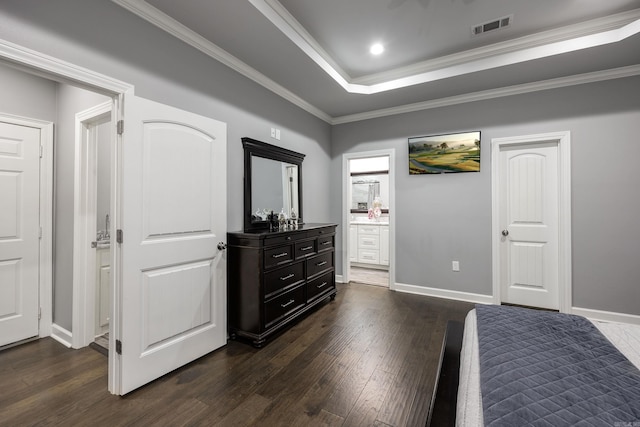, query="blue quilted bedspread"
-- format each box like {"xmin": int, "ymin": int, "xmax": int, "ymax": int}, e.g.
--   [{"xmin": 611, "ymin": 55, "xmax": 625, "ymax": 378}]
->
[{"xmin": 475, "ymin": 304, "xmax": 640, "ymax": 426}]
